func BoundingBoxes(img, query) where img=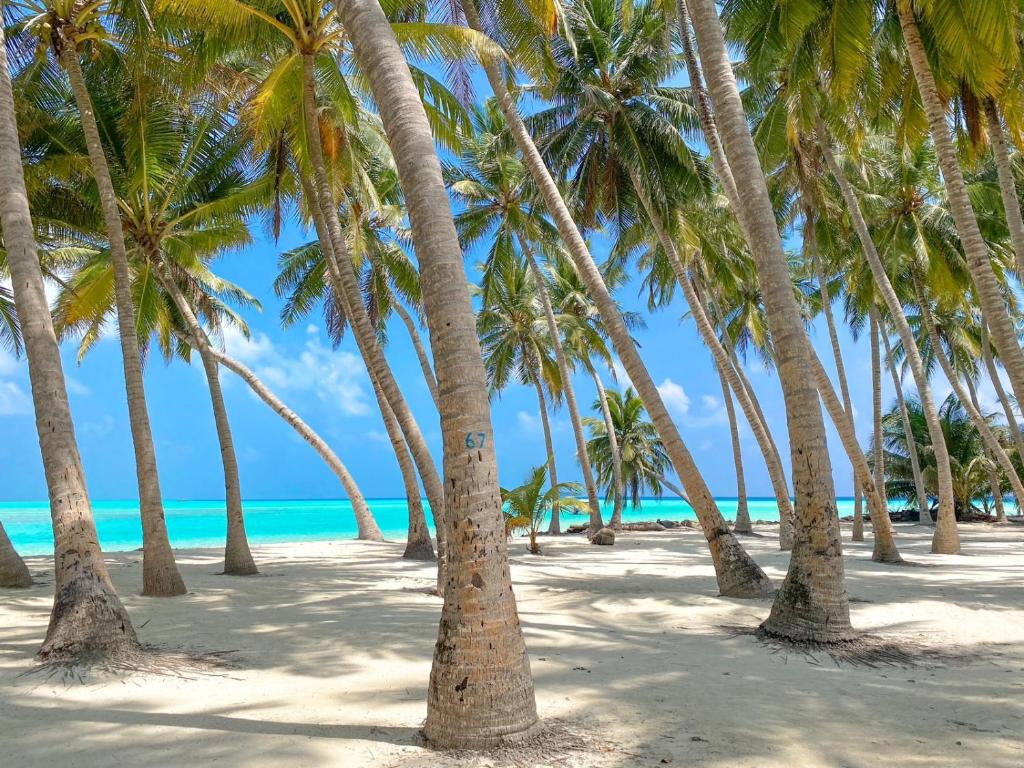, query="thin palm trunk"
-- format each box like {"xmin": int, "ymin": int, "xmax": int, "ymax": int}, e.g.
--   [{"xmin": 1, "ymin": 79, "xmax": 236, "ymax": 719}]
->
[
  {"xmin": 592, "ymin": 370, "xmax": 624, "ymax": 530},
  {"xmin": 205, "ymin": 346, "xmax": 383, "ymax": 541},
  {"xmin": 392, "ymin": 299, "xmax": 439, "ymax": 407},
  {"xmin": 897, "ymin": 2, "xmax": 1024, "ymax": 411},
  {"xmin": 0, "ymin": 23, "xmax": 137, "ymax": 658},
  {"xmin": 518, "ymin": 233, "xmax": 603, "ymax": 532},
  {"xmin": 689, "ymin": 0, "xmax": 853, "ymax": 639},
  {"xmin": 984, "ymin": 99, "xmax": 1024, "ymax": 281},
  {"xmin": 816, "ymin": 115, "xmax": 959, "ymax": 554},
  {"xmin": 881, "ymin": 330, "xmax": 930, "ymax": 522},
  {"xmin": 982, "ymin": 321, "xmax": 1024, "ymax": 471},
  {"xmin": 718, "ymin": 364, "xmax": 751, "ymax": 534},
  {"xmin": 338, "ymin": 0, "xmax": 538, "ymax": 744},
  {"xmin": 156, "ymin": 266, "xmax": 256, "ymax": 575},
  {"xmin": 0, "ymin": 519, "xmax": 31, "ymax": 587},
  {"xmin": 533, "ymin": 378, "xmax": 561, "ymax": 534},
  {"xmin": 965, "ymin": 376, "xmax": 1007, "ymax": 522},
  {"xmin": 460, "ymin": 0, "xmax": 770, "ymax": 600},
  {"xmin": 60, "ymin": 45, "xmax": 184, "ymax": 596},
  {"xmin": 870, "ymin": 307, "xmax": 886, "ymax": 540}
]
